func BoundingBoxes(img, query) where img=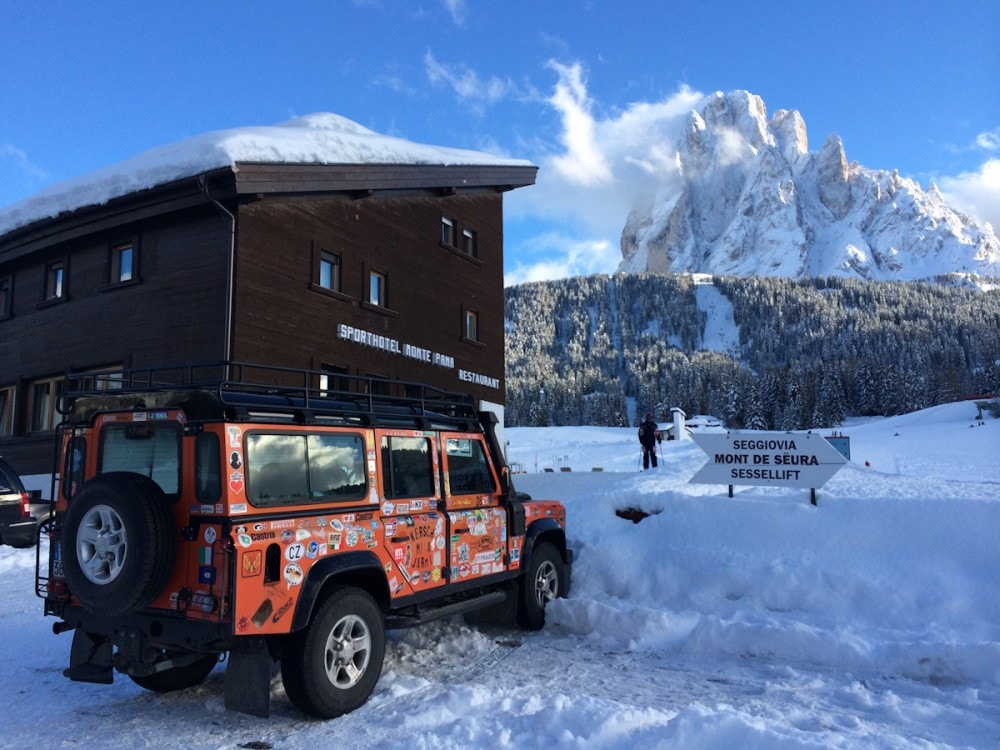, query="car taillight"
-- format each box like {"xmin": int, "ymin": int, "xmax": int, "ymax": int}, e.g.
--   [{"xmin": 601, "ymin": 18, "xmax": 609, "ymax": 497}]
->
[
  {"xmin": 19, "ymin": 491, "xmax": 30, "ymax": 518},
  {"xmin": 48, "ymin": 579, "xmax": 70, "ymax": 598}
]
